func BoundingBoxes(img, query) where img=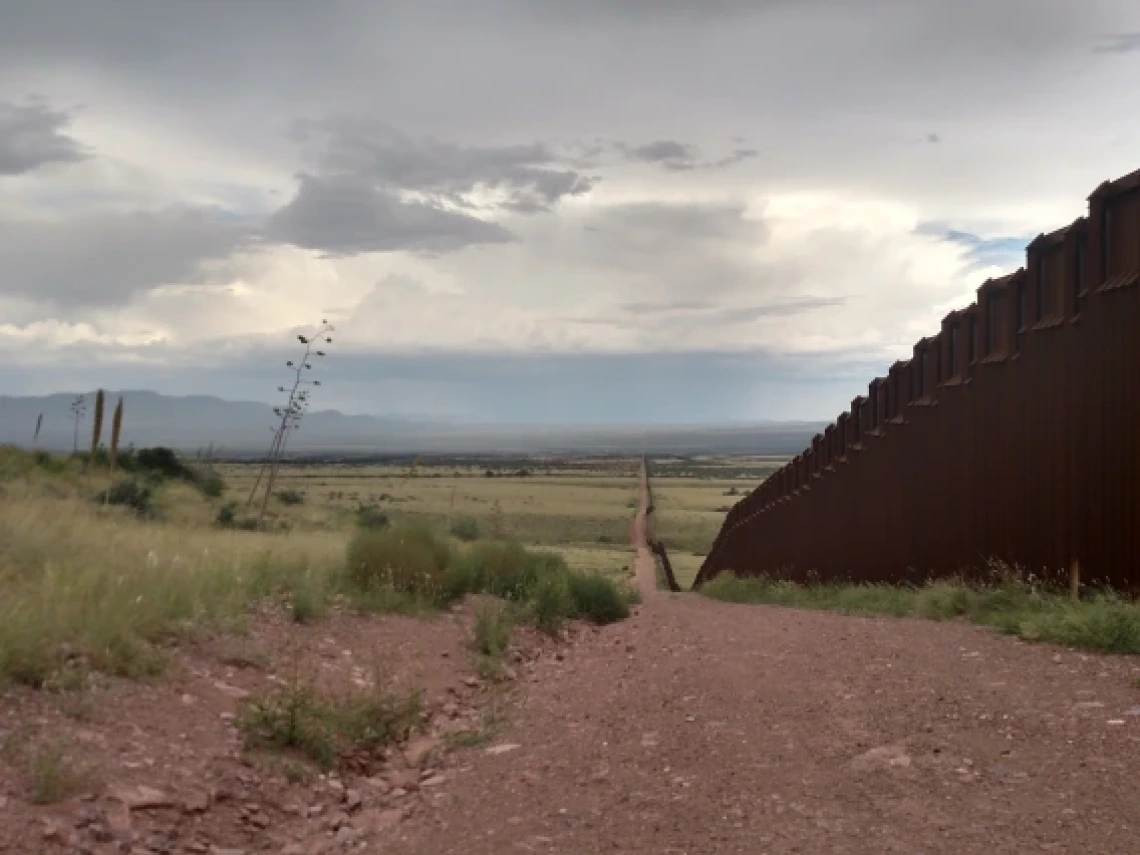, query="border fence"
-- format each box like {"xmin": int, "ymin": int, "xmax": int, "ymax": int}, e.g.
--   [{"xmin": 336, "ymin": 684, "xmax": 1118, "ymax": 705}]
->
[{"xmin": 695, "ymin": 168, "xmax": 1140, "ymax": 593}]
